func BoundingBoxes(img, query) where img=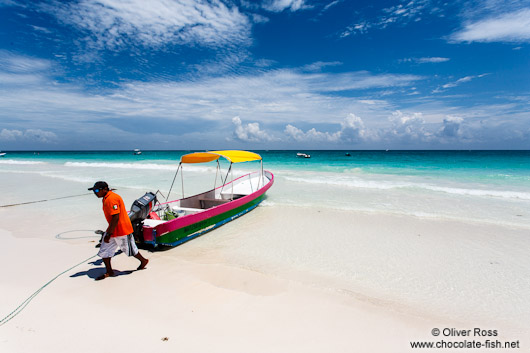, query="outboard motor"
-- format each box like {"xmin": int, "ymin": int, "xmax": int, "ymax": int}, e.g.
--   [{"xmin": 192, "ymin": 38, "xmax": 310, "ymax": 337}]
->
[{"xmin": 128, "ymin": 192, "xmax": 157, "ymax": 242}]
